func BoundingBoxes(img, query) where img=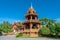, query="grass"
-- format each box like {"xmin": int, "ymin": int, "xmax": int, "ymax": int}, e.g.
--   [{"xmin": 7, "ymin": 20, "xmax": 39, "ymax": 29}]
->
[
  {"xmin": 16, "ymin": 36, "xmax": 40, "ymax": 38},
  {"xmin": 16, "ymin": 33, "xmax": 39, "ymax": 38},
  {"xmin": 17, "ymin": 36, "xmax": 39, "ymax": 38}
]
